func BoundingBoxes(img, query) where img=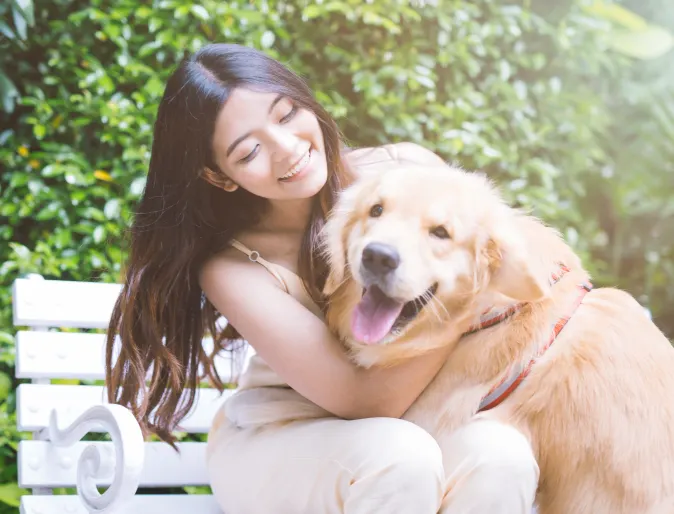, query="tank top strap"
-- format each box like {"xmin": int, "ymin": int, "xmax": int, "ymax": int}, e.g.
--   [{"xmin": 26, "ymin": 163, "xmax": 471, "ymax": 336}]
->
[{"xmin": 229, "ymin": 239, "xmax": 289, "ymax": 293}]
